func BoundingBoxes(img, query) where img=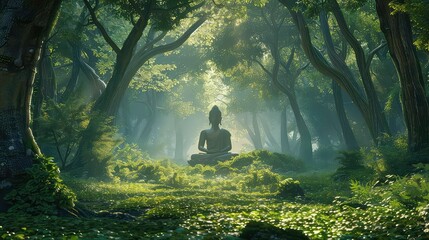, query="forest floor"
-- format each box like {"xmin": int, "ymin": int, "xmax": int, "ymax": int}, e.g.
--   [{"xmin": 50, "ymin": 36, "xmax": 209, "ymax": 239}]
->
[{"xmin": 0, "ymin": 172, "xmax": 428, "ymax": 239}]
